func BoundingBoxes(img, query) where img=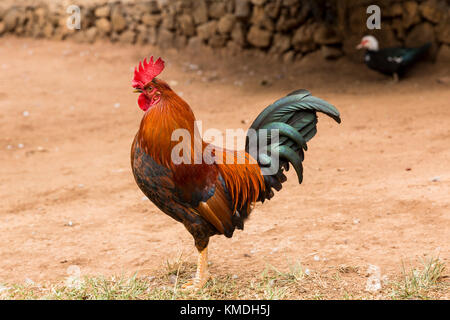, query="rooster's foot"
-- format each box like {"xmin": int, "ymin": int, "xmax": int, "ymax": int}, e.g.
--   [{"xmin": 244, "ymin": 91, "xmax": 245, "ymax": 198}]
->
[
  {"xmin": 181, "ymin": 246, "xmax": 210, "ymax": 291},
  {"xmin": 181, "ymin": 273, "xmax": 211, "ymax": 291}
]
